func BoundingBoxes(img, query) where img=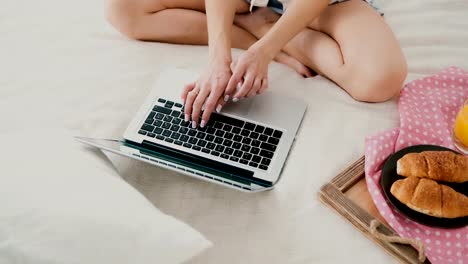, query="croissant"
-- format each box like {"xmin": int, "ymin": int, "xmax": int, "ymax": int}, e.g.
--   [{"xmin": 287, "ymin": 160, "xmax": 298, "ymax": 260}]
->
[
  {"xmin": 390, "ymin": 177, "xmax": 468, "ymax": 218},
  {"xmin": 396, "ymin": 151, "xmax": 468, "ymax": 183}
]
